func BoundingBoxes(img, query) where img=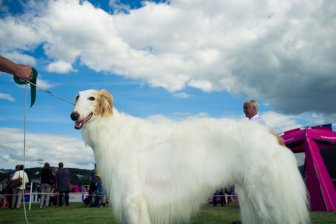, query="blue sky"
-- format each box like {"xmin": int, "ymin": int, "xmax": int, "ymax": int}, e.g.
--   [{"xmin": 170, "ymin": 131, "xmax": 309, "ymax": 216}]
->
[{"xmin": 0, "ymin": 0, "xmax": 335, "ymax": 169}]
